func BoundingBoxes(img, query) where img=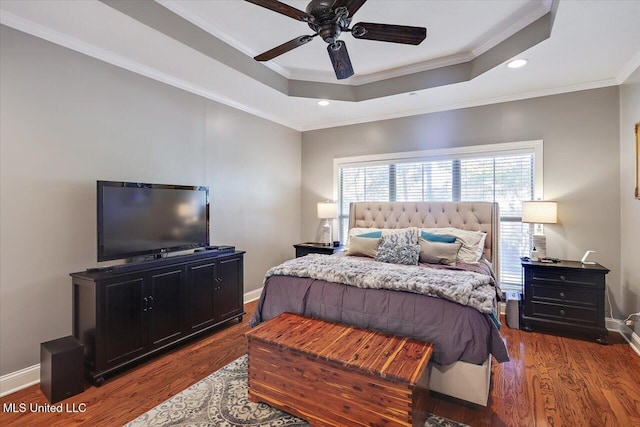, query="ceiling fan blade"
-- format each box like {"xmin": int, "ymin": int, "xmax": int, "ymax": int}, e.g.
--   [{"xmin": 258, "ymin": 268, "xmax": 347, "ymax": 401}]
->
[
  {"xmin": 327, "ymin": 41, "xmax": 354, "ymax": 80},
  {"xmin": 332, "ymin": 0, "xmax": 368, "ymax": 18},
  {"xmin": 254, "ymin": 35, "xmax": 315, "ymax": 61},
  {"xmin": 351, "ymin": 22, "xmax": 427, "ymax": 45},
  {"xmin": 244, "ymin": 0, "xmax": 314, "ymax": 22}
]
